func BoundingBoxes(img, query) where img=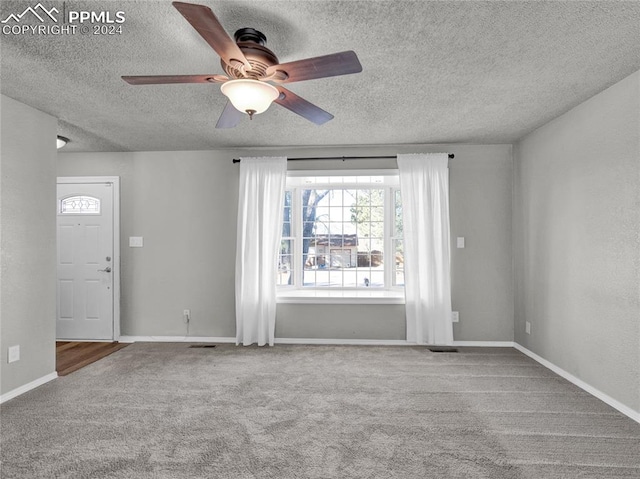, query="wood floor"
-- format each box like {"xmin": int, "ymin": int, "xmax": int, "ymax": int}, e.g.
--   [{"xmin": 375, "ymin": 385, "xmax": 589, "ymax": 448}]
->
[{"xmin": 56, "ymin": 341, "xmax": 129, "ymax": 376}]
